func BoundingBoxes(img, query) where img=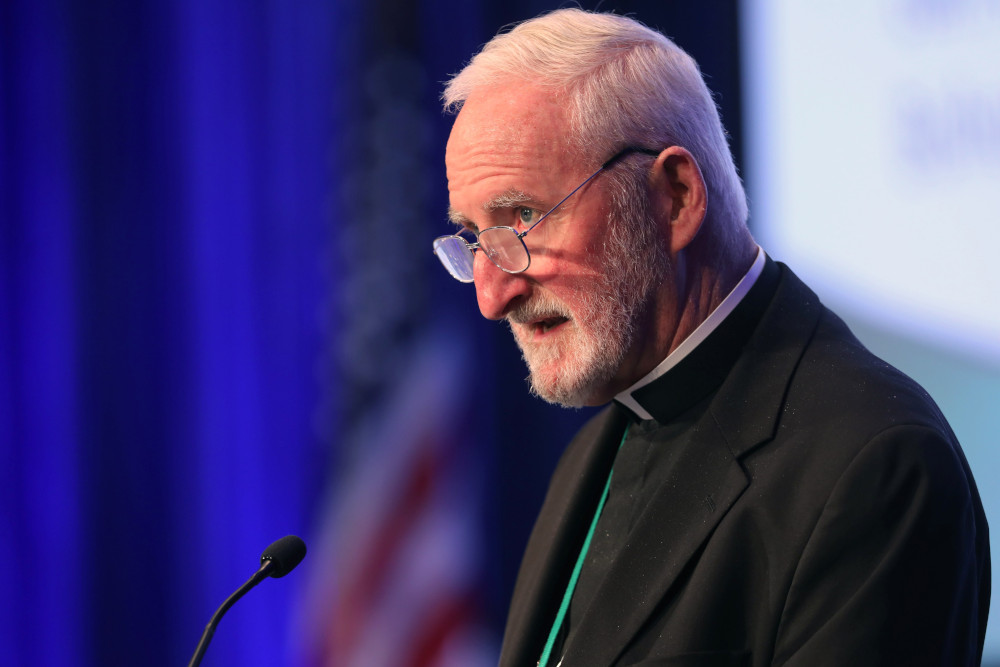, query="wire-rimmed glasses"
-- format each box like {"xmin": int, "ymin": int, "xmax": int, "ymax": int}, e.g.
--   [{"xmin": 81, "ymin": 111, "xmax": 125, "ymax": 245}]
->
[{"xmin": 432, "ymin": 146, "xmax": 660, "ymax": 283}]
